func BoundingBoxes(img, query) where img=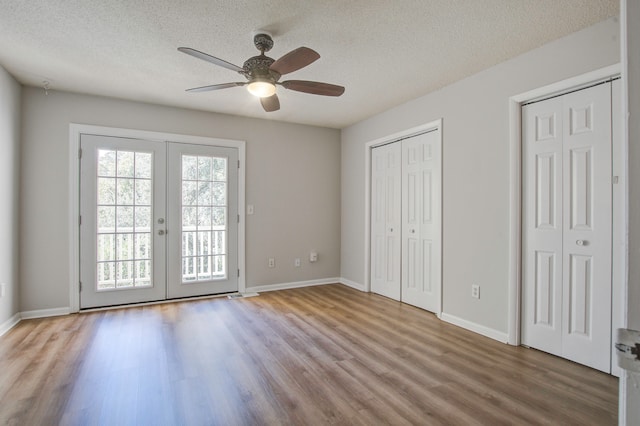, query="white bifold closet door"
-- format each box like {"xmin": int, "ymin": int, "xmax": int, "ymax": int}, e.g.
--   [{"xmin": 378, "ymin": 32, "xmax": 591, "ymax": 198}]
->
[
  {"xmin": 371, "ymin": 142, "xmax": 402, "ymax": 301},
  {"xmin": 522, "ymin": 82, "xmax": 613, "ymax": 373},
  {"xmin": 370, "ymin": 130, "xmax": 441, "ymax": 313}
]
